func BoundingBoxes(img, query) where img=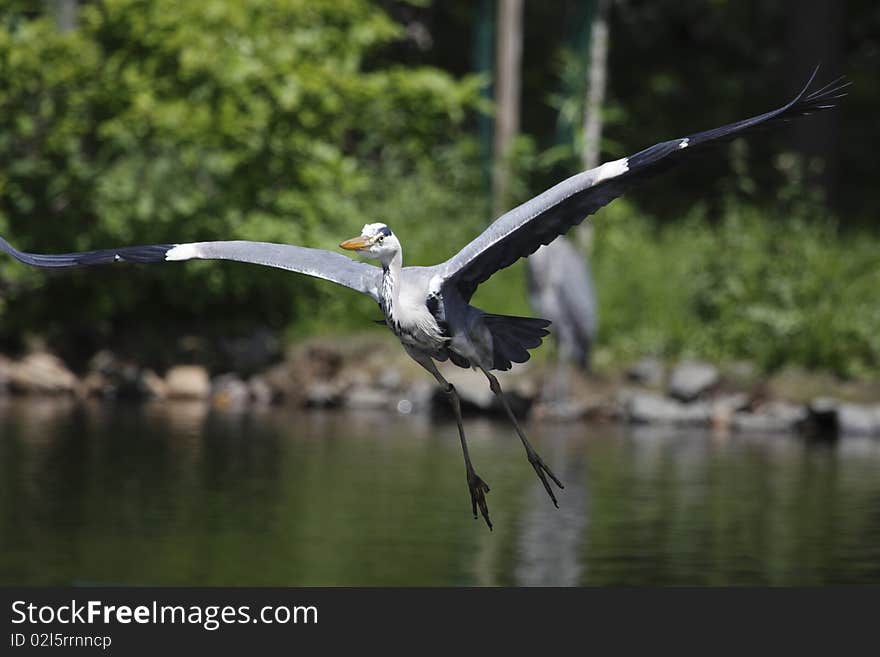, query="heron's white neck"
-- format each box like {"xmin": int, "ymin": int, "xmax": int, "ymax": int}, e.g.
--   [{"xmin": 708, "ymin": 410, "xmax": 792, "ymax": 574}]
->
[{"xmin": 379, "ymin": 250, "xmax": 403, "ymax": 325}]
